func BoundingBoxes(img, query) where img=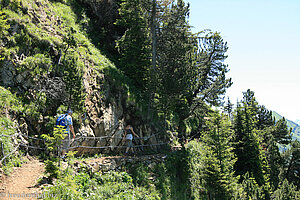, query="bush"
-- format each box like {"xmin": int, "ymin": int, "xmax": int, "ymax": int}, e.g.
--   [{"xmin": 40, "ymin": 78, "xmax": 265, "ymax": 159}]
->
[
  {"xmin": 128, "ymin": 163, "xmax": 151, "ymax": 187},
  {"xmin": 0, "ymin": 87, "xmax": 23, "ymax": 173},
  {"xmin": 45, "ymin": 169, "xmax": 160, "ymax": 200}
]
